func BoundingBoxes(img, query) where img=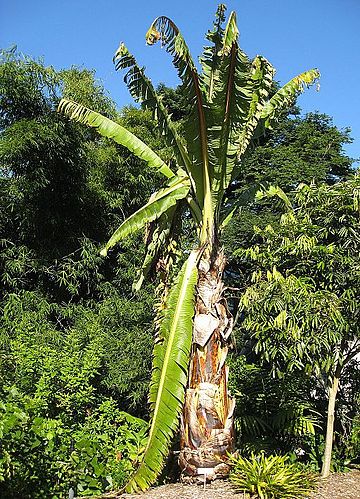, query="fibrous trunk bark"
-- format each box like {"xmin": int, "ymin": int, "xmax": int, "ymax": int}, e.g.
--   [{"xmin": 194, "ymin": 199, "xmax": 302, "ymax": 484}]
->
[
  {"xmin": 179, "ymin": 248, "xmax": 235, "ymax": 480},
  {"xmin": 321, "ymin": 364, "xmax": 341, "ymax": 478}
]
